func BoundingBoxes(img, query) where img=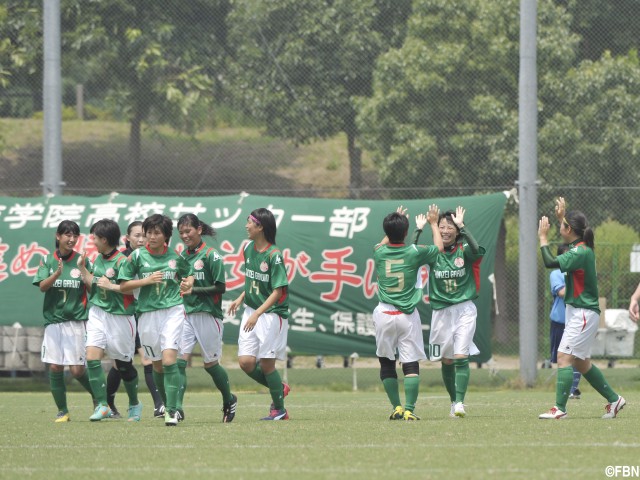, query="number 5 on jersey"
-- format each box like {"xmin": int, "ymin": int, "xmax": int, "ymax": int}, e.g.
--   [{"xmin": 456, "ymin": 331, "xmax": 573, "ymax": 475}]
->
[{"xmin": 385, "ymin": 259, "xmax": 405, "ymax": 292}]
